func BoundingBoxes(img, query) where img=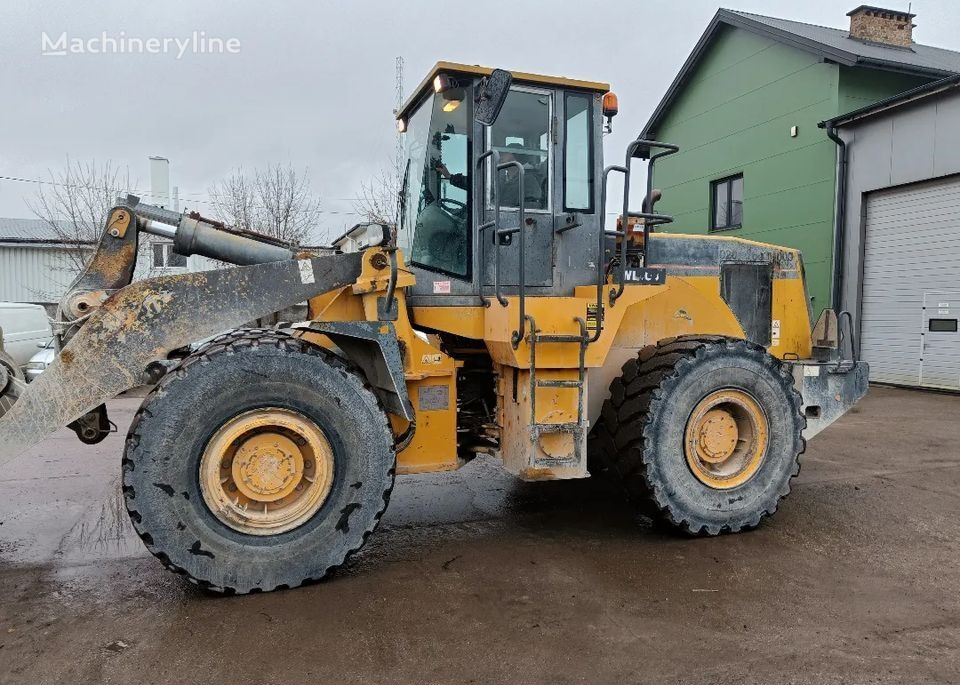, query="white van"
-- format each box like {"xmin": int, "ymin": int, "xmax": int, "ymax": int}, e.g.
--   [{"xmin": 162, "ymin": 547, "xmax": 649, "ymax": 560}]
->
[{"xmin": 0, "ymin": 302, "xmax": 52, "ymax": 368}]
